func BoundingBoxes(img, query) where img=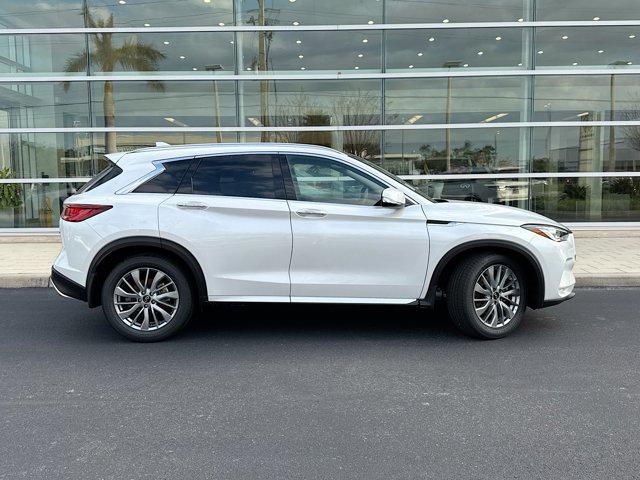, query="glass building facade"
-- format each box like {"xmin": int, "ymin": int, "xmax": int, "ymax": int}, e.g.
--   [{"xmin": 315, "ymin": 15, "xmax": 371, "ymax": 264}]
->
[{"xmin": 0, "ymin": 0, "xmax": 640, "ymax": 229}]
